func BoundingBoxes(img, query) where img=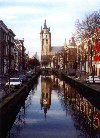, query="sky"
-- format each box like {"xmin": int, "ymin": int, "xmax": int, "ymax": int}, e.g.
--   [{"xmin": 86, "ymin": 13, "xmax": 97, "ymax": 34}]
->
[{"xmin": 0, "ymin": 0, "xmax": 100, "ymax": 58}]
